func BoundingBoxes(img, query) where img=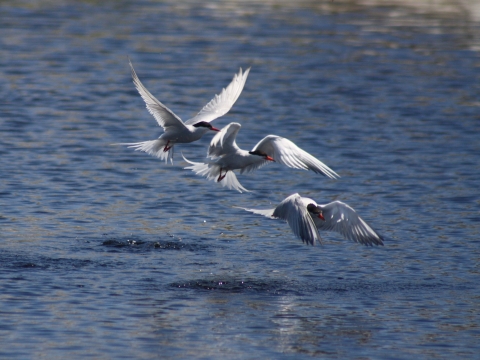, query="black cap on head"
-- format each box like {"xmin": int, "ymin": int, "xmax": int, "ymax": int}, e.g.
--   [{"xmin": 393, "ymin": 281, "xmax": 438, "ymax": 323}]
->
[
  {"xmin": 193, "ymin": 121, "xmax": 210, "ymax": 128},
  {"xmin": 249, "ymin": 150, "xmax": 267, "ymax": 157},
  {"xmin": 249, "ymin": 150, "xmax": 275, "ymax": 161},
  {"xmin": 307, "ymin": 203, "xmax": 320, "ymax": 214},
  {"xmin": 193, "ymin": 121, "xmax": 220, "ymax": 131}
]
